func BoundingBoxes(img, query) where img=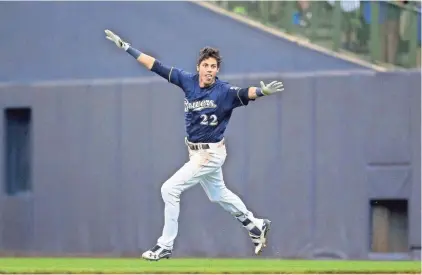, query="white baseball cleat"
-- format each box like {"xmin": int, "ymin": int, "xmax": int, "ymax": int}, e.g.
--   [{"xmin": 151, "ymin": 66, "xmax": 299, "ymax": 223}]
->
[
  {"xmin": 249, "ymin": 219, "xmax": 271, "ymax": 255},
  {"xmin": 141, "ymin": 244, "xmax": 172, "ymax": 261}
]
